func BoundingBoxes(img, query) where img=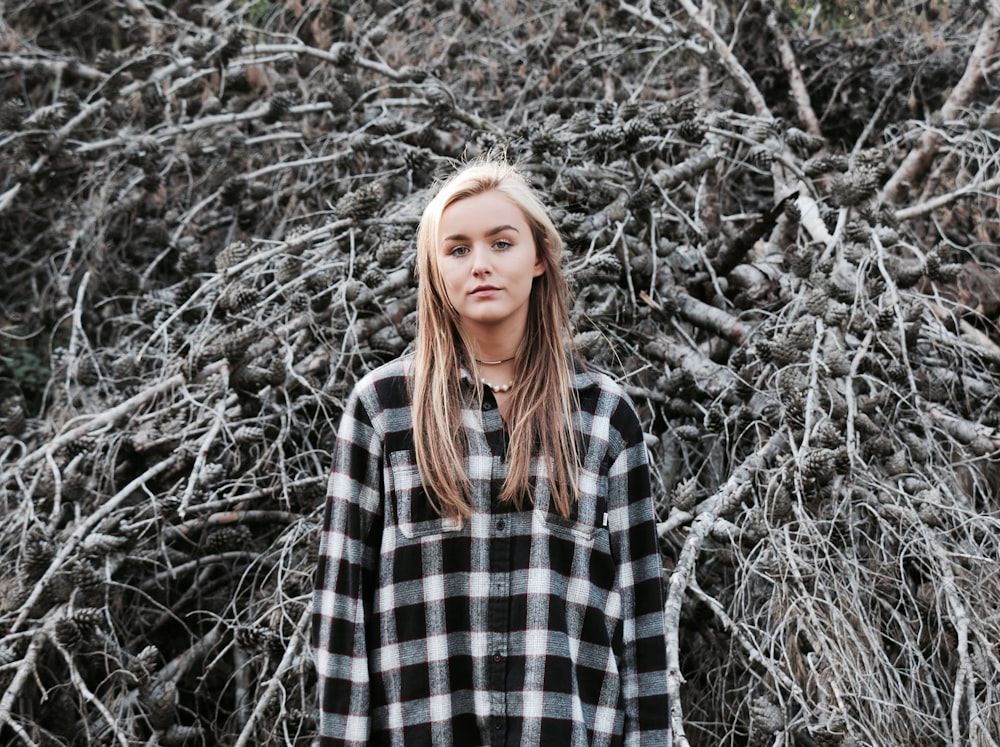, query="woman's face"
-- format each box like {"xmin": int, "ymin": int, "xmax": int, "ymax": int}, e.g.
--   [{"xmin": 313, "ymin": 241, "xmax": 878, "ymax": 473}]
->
[{"xmin": 436, "ymin": 190, "xmax": 546, "ymax": 340}]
